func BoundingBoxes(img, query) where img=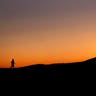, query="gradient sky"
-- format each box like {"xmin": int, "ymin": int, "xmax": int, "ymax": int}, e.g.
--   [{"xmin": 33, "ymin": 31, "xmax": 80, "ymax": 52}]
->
[{"xmin": 0, "ymin": 0, "xmax": 96, "ymax": 68}]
